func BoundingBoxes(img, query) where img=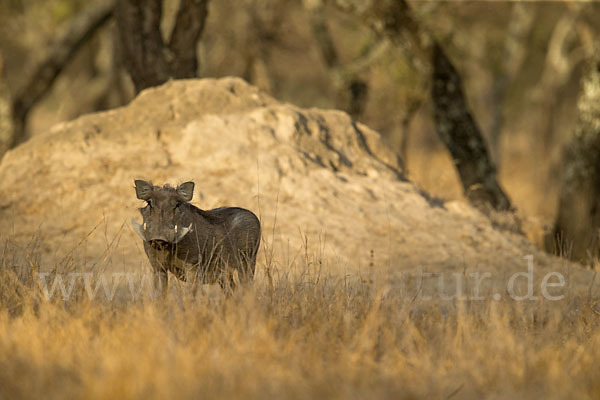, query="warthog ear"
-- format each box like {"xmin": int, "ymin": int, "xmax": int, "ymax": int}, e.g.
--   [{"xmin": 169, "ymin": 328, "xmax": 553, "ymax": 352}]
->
[
  {"xmin": 134, "ymin": 180, "xmax": 153, "ymax": 200},
  {"xmin": 177, "ymin": 181, "xmax": 194, "ymax": 202}
]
